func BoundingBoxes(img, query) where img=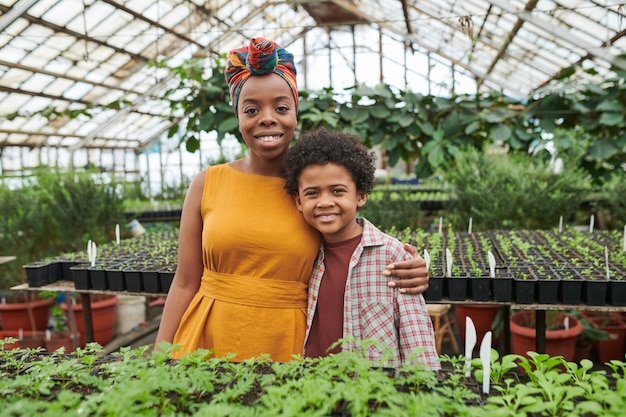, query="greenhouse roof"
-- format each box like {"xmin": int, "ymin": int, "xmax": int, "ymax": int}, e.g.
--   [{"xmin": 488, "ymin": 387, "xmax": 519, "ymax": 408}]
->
[{"xmin": 0, "ymin": 0, "xmax": 625, "ymax": 153}]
